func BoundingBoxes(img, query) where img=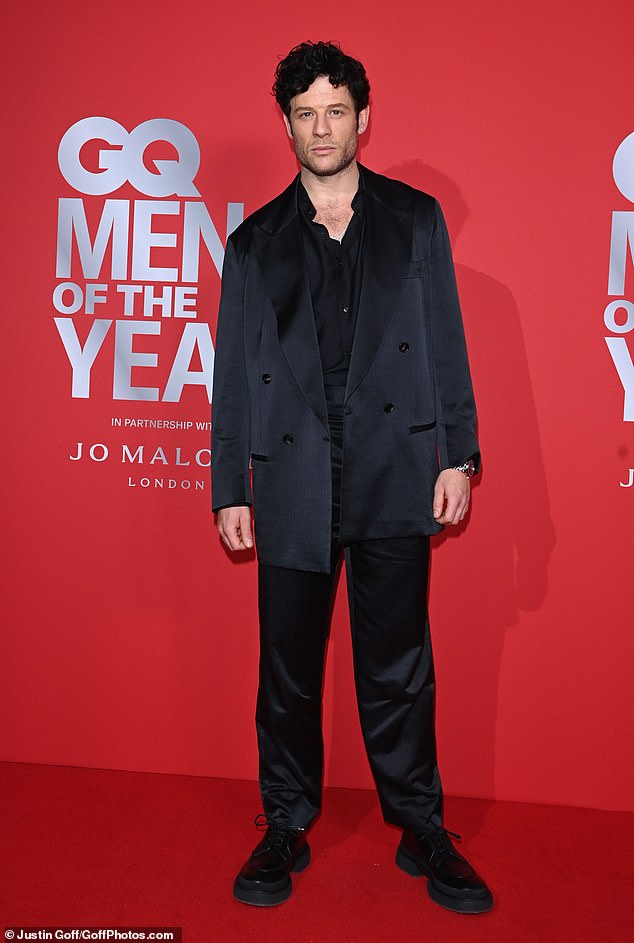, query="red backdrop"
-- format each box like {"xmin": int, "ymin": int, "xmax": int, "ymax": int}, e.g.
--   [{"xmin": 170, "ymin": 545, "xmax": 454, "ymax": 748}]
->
[{"xmin": 1, "ymin": 0, "xmax": 633, "ymax": 812}]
